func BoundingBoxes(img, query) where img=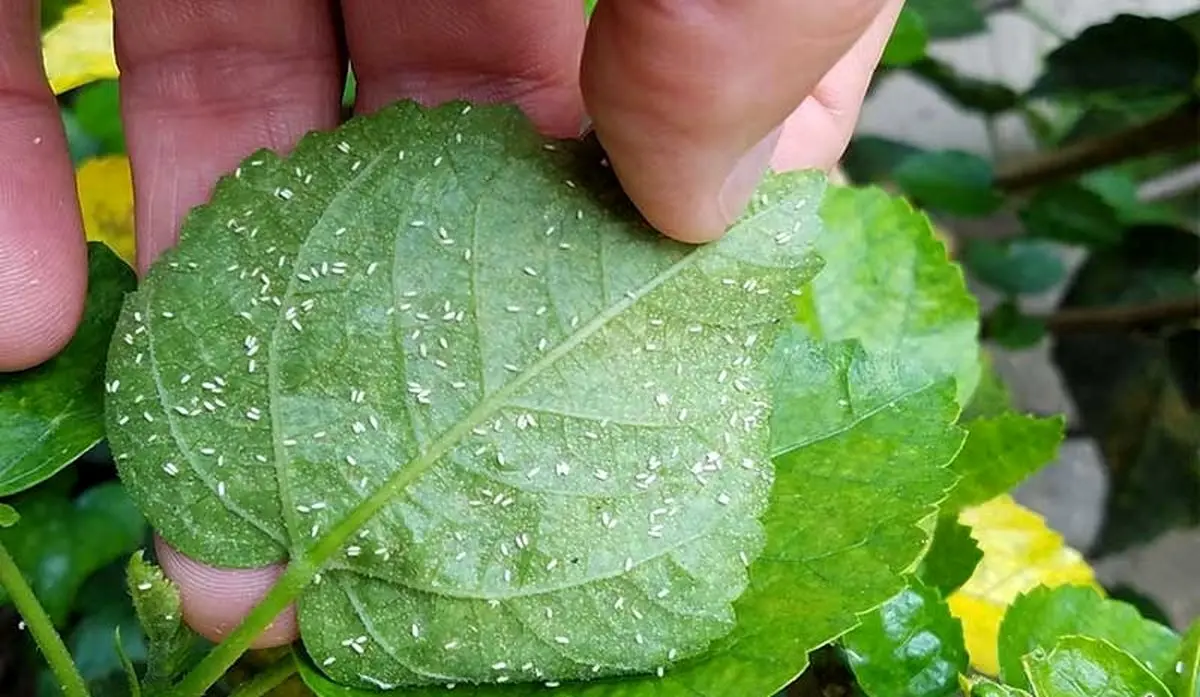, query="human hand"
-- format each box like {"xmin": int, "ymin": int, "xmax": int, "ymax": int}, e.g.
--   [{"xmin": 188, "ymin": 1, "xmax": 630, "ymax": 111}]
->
[{"xmin": 0, "ymin": 0, "xmax": 902, "ymax": 646}]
